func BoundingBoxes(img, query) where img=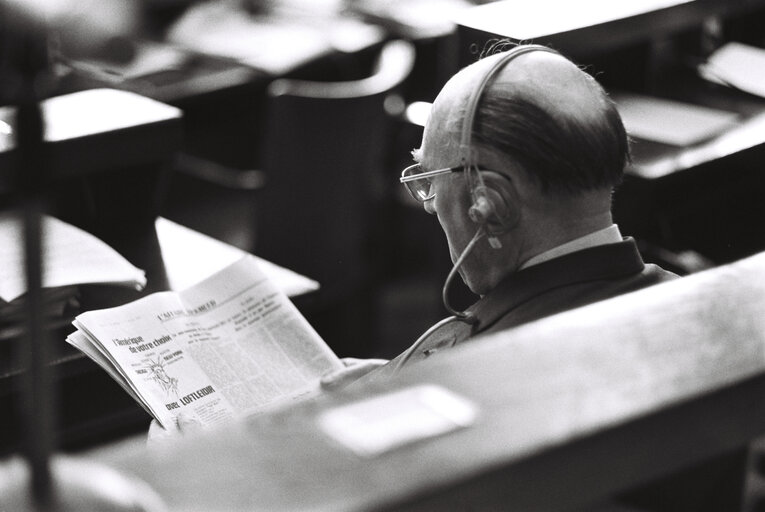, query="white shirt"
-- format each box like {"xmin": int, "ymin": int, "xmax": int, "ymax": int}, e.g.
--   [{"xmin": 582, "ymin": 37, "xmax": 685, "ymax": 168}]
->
[{"xmin": 519, "ymin": 224, "xmax": 623, "ymax": 270}]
